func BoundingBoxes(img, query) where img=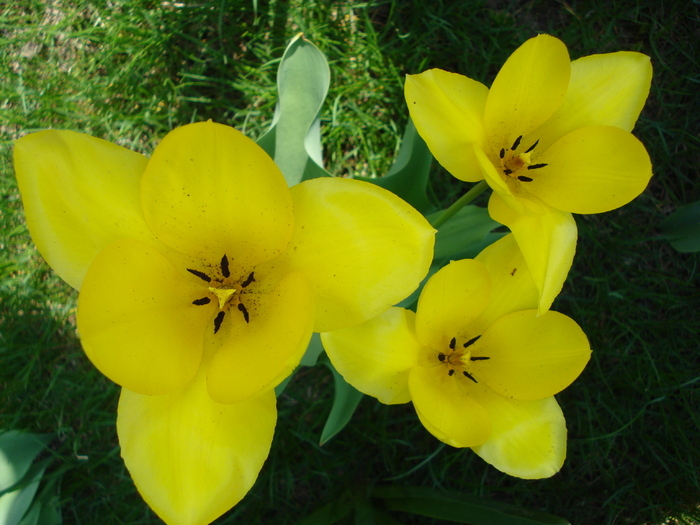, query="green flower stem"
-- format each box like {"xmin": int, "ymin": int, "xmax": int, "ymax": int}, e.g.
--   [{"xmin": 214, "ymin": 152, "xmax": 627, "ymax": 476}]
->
[{"xmin": 430, "ymin": 181, "xmax": 490, "ymax": 229}]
